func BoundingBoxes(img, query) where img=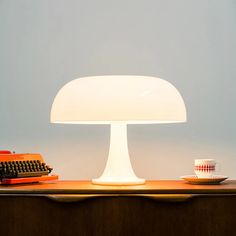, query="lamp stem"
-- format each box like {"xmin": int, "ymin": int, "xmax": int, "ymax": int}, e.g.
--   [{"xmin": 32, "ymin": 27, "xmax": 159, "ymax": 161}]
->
[{"xmin": 92, "ymin": 122, "xmax": 145, "ymax": 185}]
